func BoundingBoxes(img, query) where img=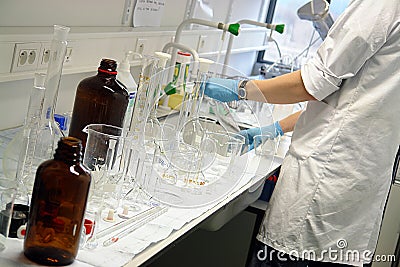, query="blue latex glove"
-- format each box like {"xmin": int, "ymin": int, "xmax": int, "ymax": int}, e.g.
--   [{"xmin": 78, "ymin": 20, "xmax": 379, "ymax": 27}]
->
[
  {"xmin": 239, "ymin": 121, "xmax": 284, "ymax": 150},
  {"xmin": 204, "ymin": 77, "xmax": 239, "ymax": 102}
]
